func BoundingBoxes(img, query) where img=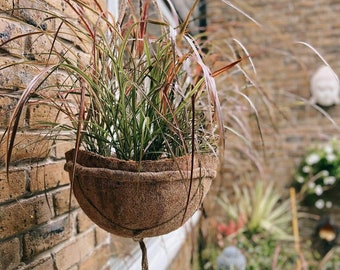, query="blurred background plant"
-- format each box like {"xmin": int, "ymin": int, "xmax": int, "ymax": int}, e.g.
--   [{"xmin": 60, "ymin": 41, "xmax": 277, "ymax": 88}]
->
[
  {"xmin": 196, "ymin": 178, "xmax": 340, "ymax": 269},
  {"xmin": 217, "ymin": 181, "xmax": 292, "ymax": 239},
  {"xmin": 292, "ymin": 138, "xmax": 340, "ymax": 209},
  {"xmin": 196, "ymin": 180, "xmax": 298, "ymax": 269}
]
